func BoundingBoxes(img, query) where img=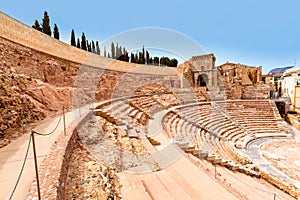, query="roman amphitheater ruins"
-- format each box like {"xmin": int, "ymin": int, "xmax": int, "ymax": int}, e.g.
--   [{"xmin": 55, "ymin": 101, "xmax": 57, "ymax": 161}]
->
[{"xmin": 1, "ymin": 12, "xmax": 300, "ymax": 200}]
